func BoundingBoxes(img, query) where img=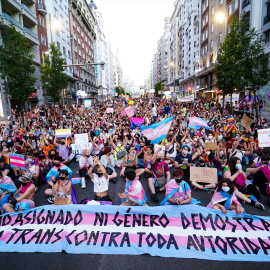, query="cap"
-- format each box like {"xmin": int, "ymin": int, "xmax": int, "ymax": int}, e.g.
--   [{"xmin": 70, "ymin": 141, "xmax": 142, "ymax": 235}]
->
[{"xmin": 18, "ymin": 172, "xmax": 32, "ymax": 182}]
